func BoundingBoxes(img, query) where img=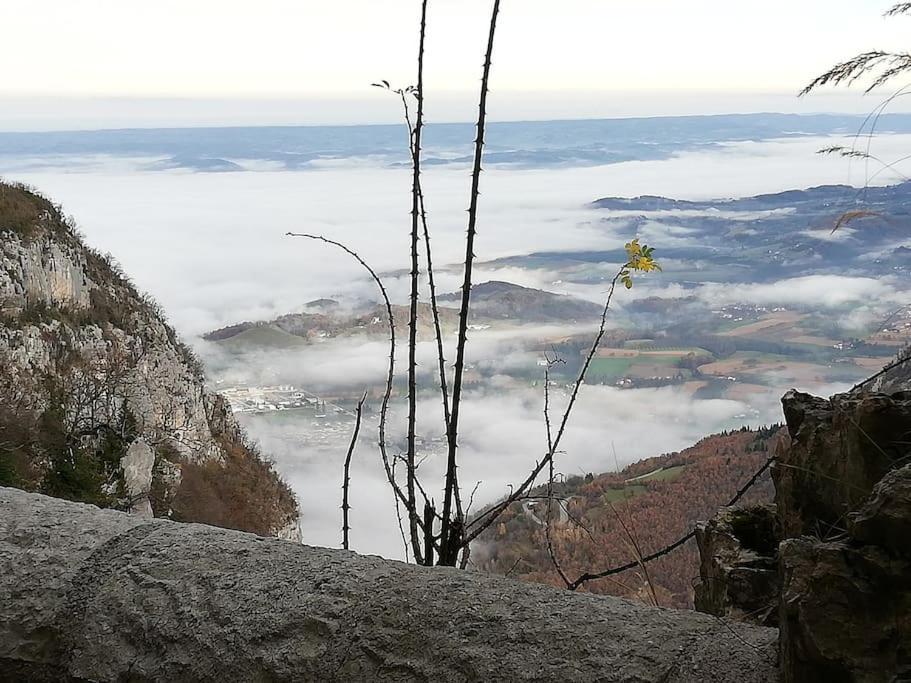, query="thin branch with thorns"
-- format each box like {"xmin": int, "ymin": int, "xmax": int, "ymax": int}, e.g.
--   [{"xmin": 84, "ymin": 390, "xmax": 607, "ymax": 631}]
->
[{"xmin": 342, "ymin": 391, "xmax": 368, "ymax": 550}]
